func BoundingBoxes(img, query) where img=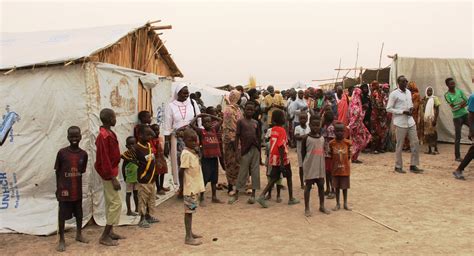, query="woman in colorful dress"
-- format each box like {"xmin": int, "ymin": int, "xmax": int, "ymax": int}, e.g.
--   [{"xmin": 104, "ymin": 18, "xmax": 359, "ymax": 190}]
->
[
  {"xmin": 222, "ymin": 90, "xmax": 243, "ymax": 195},
  {"xmin": 369, "ymin": 81, "xmax": 388, "ymax": 154},
  {"xmin": 348, "ymin": 88, "xmax": 372, "ymax": 163}
]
